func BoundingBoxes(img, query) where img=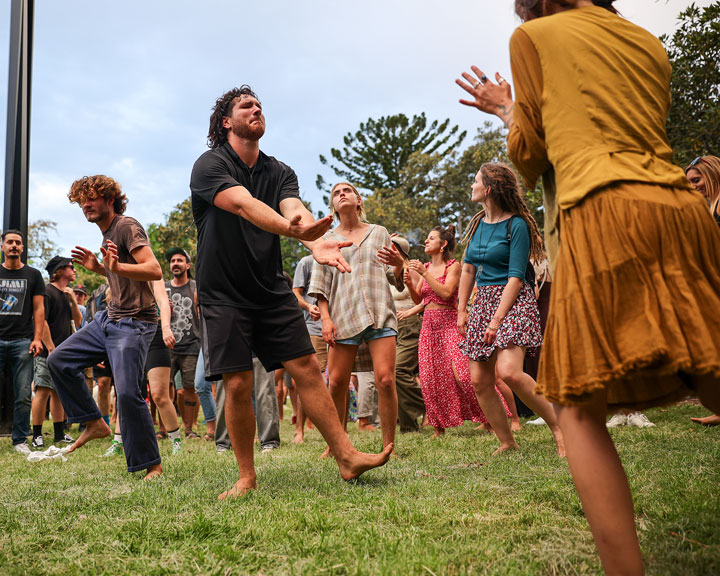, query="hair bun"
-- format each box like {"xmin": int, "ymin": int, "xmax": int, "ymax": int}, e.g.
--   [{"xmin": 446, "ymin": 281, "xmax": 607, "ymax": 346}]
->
[{"xmin": 446, "ymin": 224, "xmax": 456, "ymax": 236}]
